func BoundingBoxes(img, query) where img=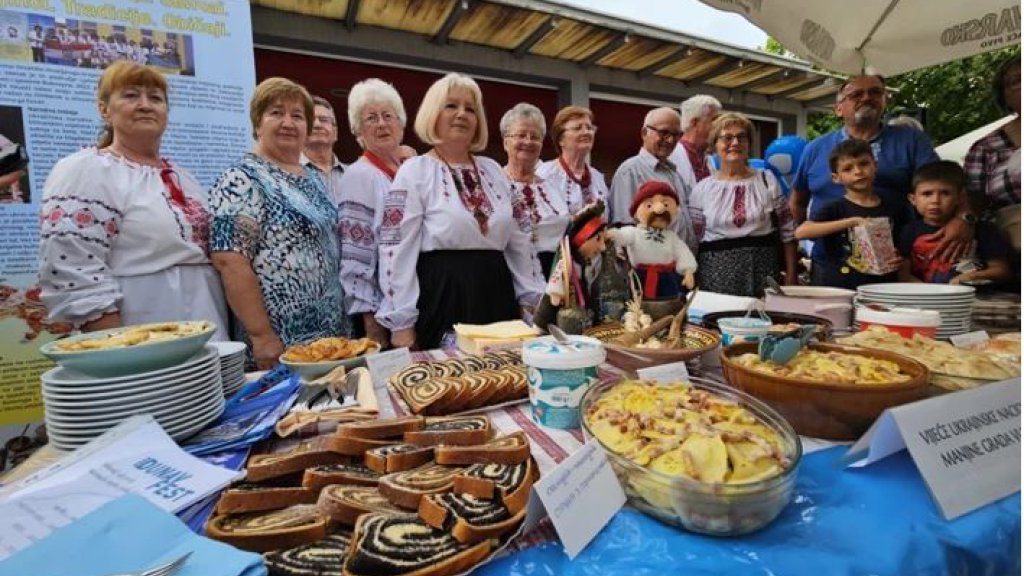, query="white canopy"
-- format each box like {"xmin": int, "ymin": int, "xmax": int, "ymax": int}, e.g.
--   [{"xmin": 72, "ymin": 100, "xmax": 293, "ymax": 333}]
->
[
  {"xmin": 698, "ymin": 1, "xmax": 1021, "ymax": 76},
  {"xmin": 934, "ymin": 115, "xmax": 1016, "ymax": 165}
]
